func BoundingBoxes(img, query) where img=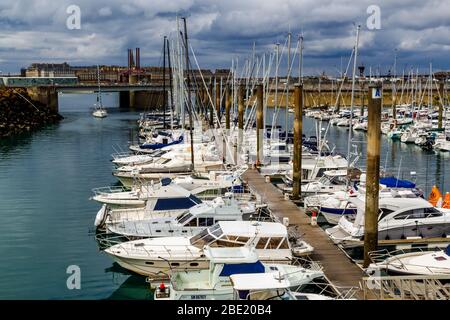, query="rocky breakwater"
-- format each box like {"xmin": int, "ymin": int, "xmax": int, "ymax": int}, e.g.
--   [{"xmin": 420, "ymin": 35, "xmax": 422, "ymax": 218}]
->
[{"xmin": 0, "ymin": 88, "xmax": 63, "ymax": 139}]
